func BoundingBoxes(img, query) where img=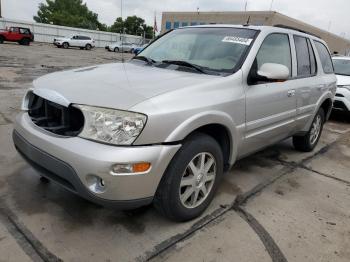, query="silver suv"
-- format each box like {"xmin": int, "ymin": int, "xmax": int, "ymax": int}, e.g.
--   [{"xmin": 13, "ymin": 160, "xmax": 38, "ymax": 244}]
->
[{"xmin": 13, "ymin": 25, "xmax": 336, "ymax": 221}]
